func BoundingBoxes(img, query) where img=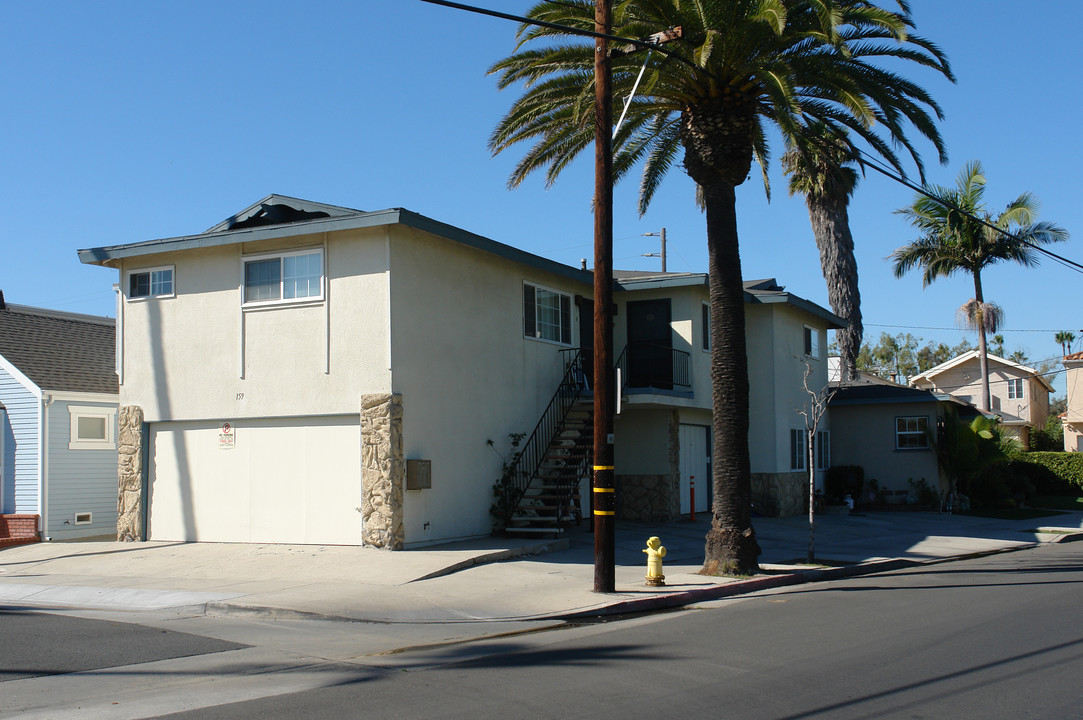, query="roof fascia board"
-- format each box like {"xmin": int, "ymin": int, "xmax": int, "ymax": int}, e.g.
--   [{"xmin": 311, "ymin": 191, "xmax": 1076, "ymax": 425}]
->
[
  {"xmin": 0, "ymin": 352, "xmax": 43, "ymax": 399},
  {"xmin": 78, "ymin": 207, "xmax": 596, "ymax": 286},
  {"xmin": 616, "ymin": 275, "xmax": 709, "ymax": 291},
  {"xmin": 45, "ymin": 390, "xmax": 120, "ymax": 403},
  {"xmin": 78, "ymin": 209, "xmax": 406, "ymax": 266},
  {"xmin": 830, "ymin": 396, "xmax": 937, "ymax": 406},
  {"xmin": 747, "ymin": 292, "xmax": 845, "ymax": 329}
]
